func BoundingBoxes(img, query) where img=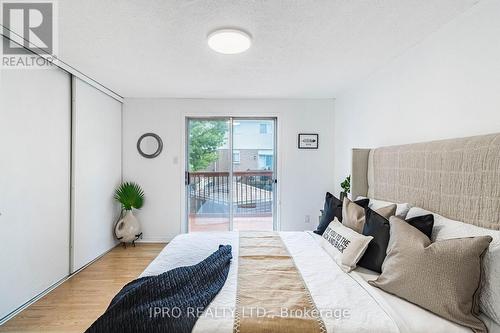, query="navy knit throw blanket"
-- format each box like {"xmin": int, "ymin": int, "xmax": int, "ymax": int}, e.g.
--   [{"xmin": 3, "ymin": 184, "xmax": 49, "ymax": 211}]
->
[{"xmin": 86, "ymin": 244, "xmax": 232, "ymax": 333}]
